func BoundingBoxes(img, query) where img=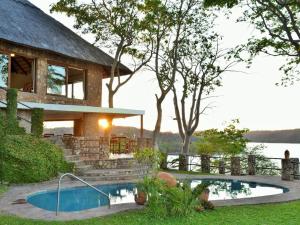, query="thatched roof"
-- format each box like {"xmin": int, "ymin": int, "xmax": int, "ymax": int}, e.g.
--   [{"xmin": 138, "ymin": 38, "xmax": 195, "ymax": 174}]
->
[{"xmin": 0, "ymin": 0, "xmax": 131, "ymax": 75}]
